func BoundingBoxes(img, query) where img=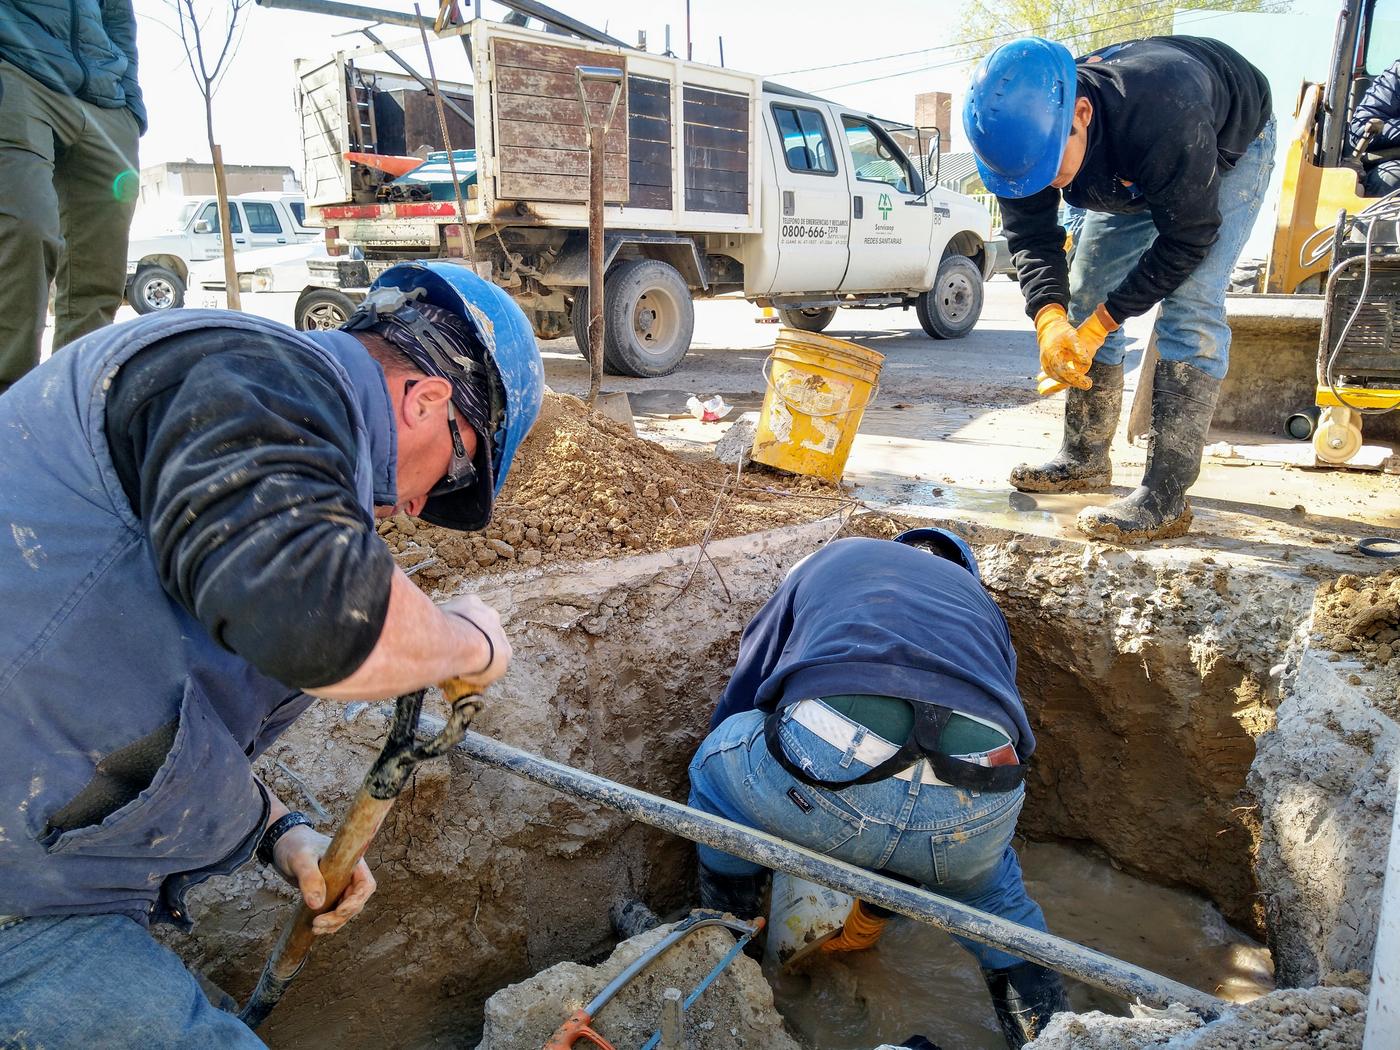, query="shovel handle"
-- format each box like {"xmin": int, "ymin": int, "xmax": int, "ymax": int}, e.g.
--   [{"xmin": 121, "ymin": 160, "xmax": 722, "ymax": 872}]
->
[{"xmin": 239, "ymin": 677, "xmax": 483, "ymax": 1029}]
